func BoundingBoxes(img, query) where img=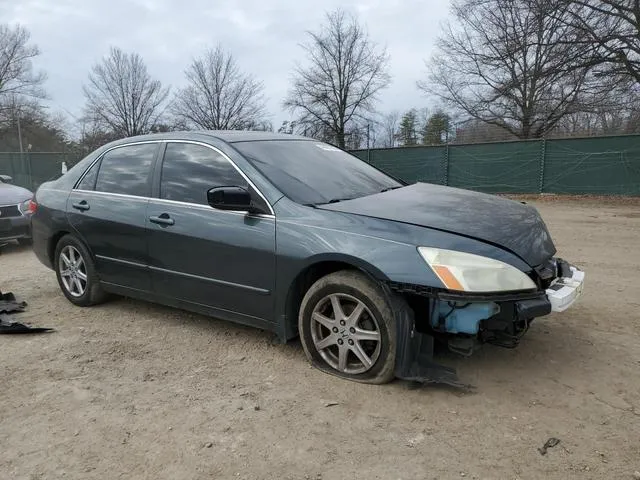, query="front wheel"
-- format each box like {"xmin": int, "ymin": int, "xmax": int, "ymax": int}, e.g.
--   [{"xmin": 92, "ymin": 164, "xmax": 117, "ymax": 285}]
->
[{"xmin": 298, "ymin": 270, "xmax": 397, "ymax": 384}]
